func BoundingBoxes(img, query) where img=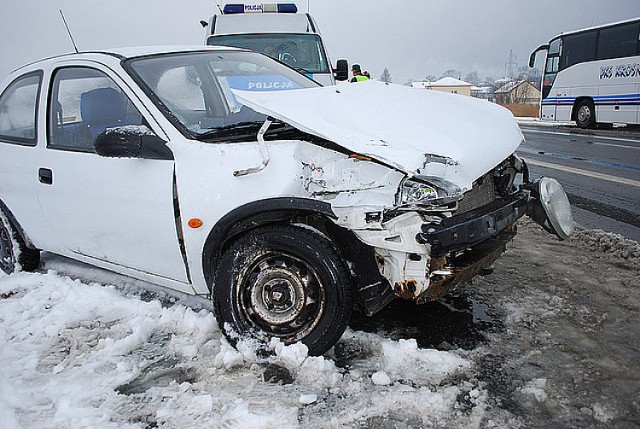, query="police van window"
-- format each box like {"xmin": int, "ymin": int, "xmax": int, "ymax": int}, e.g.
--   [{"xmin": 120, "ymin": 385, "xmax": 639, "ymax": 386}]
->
[
  {"xmin": 48, "ymin": 67, "xmax": 144, "ymax": 152},
  {"xmin": 597, "ymin": 22, "xmax": 640, "ymax": 60},
  {"xmin": 208, "ymin": 34, "xmax": 330, "ymax": 74},
  {"xmin": 0, "ymin": 71, "xmax": 42, "ymax": 146}
]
